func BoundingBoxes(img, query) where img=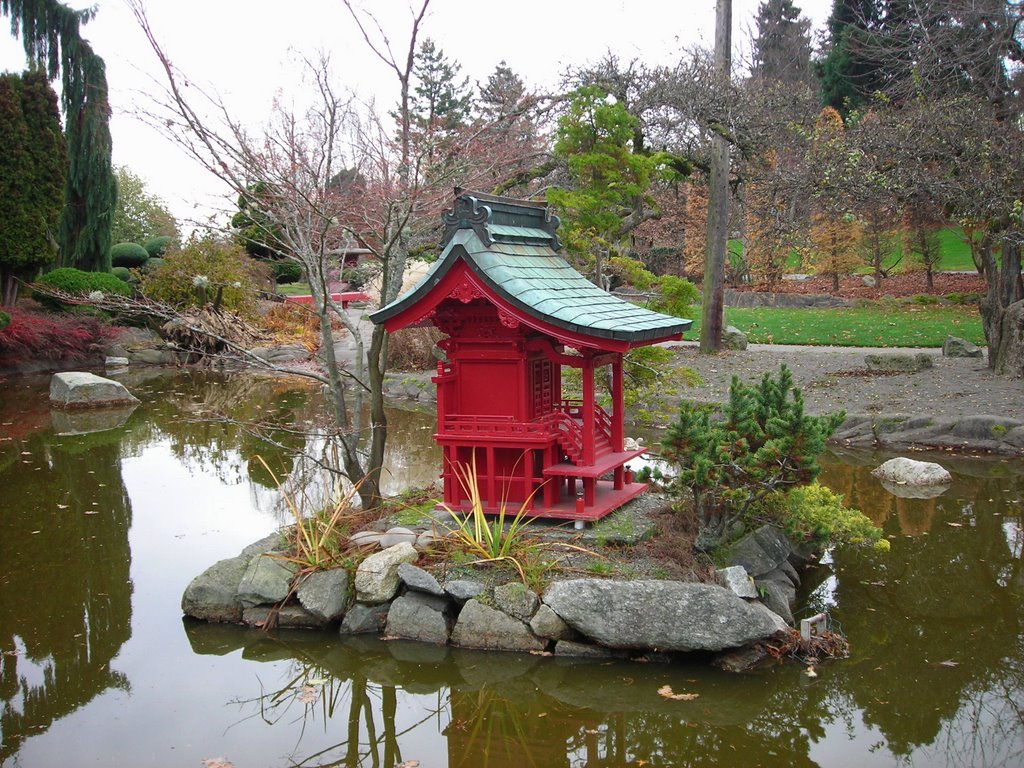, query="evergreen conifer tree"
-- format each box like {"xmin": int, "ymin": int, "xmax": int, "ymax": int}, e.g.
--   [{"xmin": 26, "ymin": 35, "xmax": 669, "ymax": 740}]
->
[
  {"xmin": 752, "ymin": 0, "xmax": 814, "ymax": 88},
  {"xmin": 1, "ymin": 0, "xmax": 116, "ymax": 272},
  {"xmin": 0, "ymin": 70, "xmax": 66, "ymax": 305},
  {"xmin": 816, "ymin": 0, "xmax": 886, "ymax": 113},
  {"xmin": 477, "ymin": 61, "xmax": 525, "ymax": 120},
  {"xmin": 410, "ymin": 38, "xmax": 472, "ymax": 132}
]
